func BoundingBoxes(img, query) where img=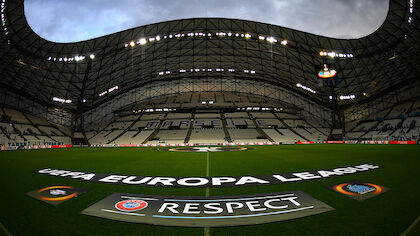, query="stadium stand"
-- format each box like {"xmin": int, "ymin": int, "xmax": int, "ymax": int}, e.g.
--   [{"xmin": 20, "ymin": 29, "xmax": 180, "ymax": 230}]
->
[
  {"xmin": 0, "ymin": 107, "xmax": 71, "ymax": 146},
  {"xmin": 0, "ymin": 0, "xmax": 418, "ymax": 148}
]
